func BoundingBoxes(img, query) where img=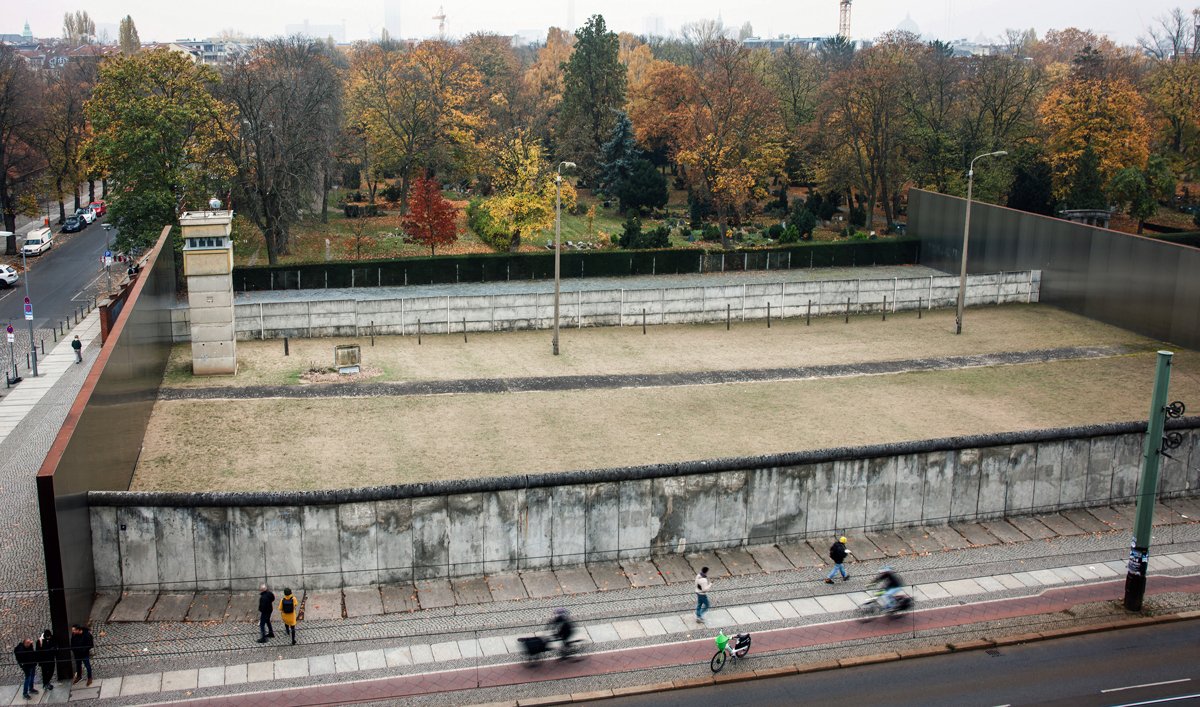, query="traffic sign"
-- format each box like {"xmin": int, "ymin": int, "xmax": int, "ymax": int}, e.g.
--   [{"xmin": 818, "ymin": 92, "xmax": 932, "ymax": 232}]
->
[
  {"xmin": 23, "ymin": 298, "xmax": 32, "ymax": 321},
  {"xmin": 5, "ymin": 325, "xmax": 11, "ymax": 334},
  {"xmin": 104, "ymin": 250, "xmax": 111, "ymax": 258},
  {"xmin": 5, "ymin": 333, "xmax": 12, "ymax": 344}
]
